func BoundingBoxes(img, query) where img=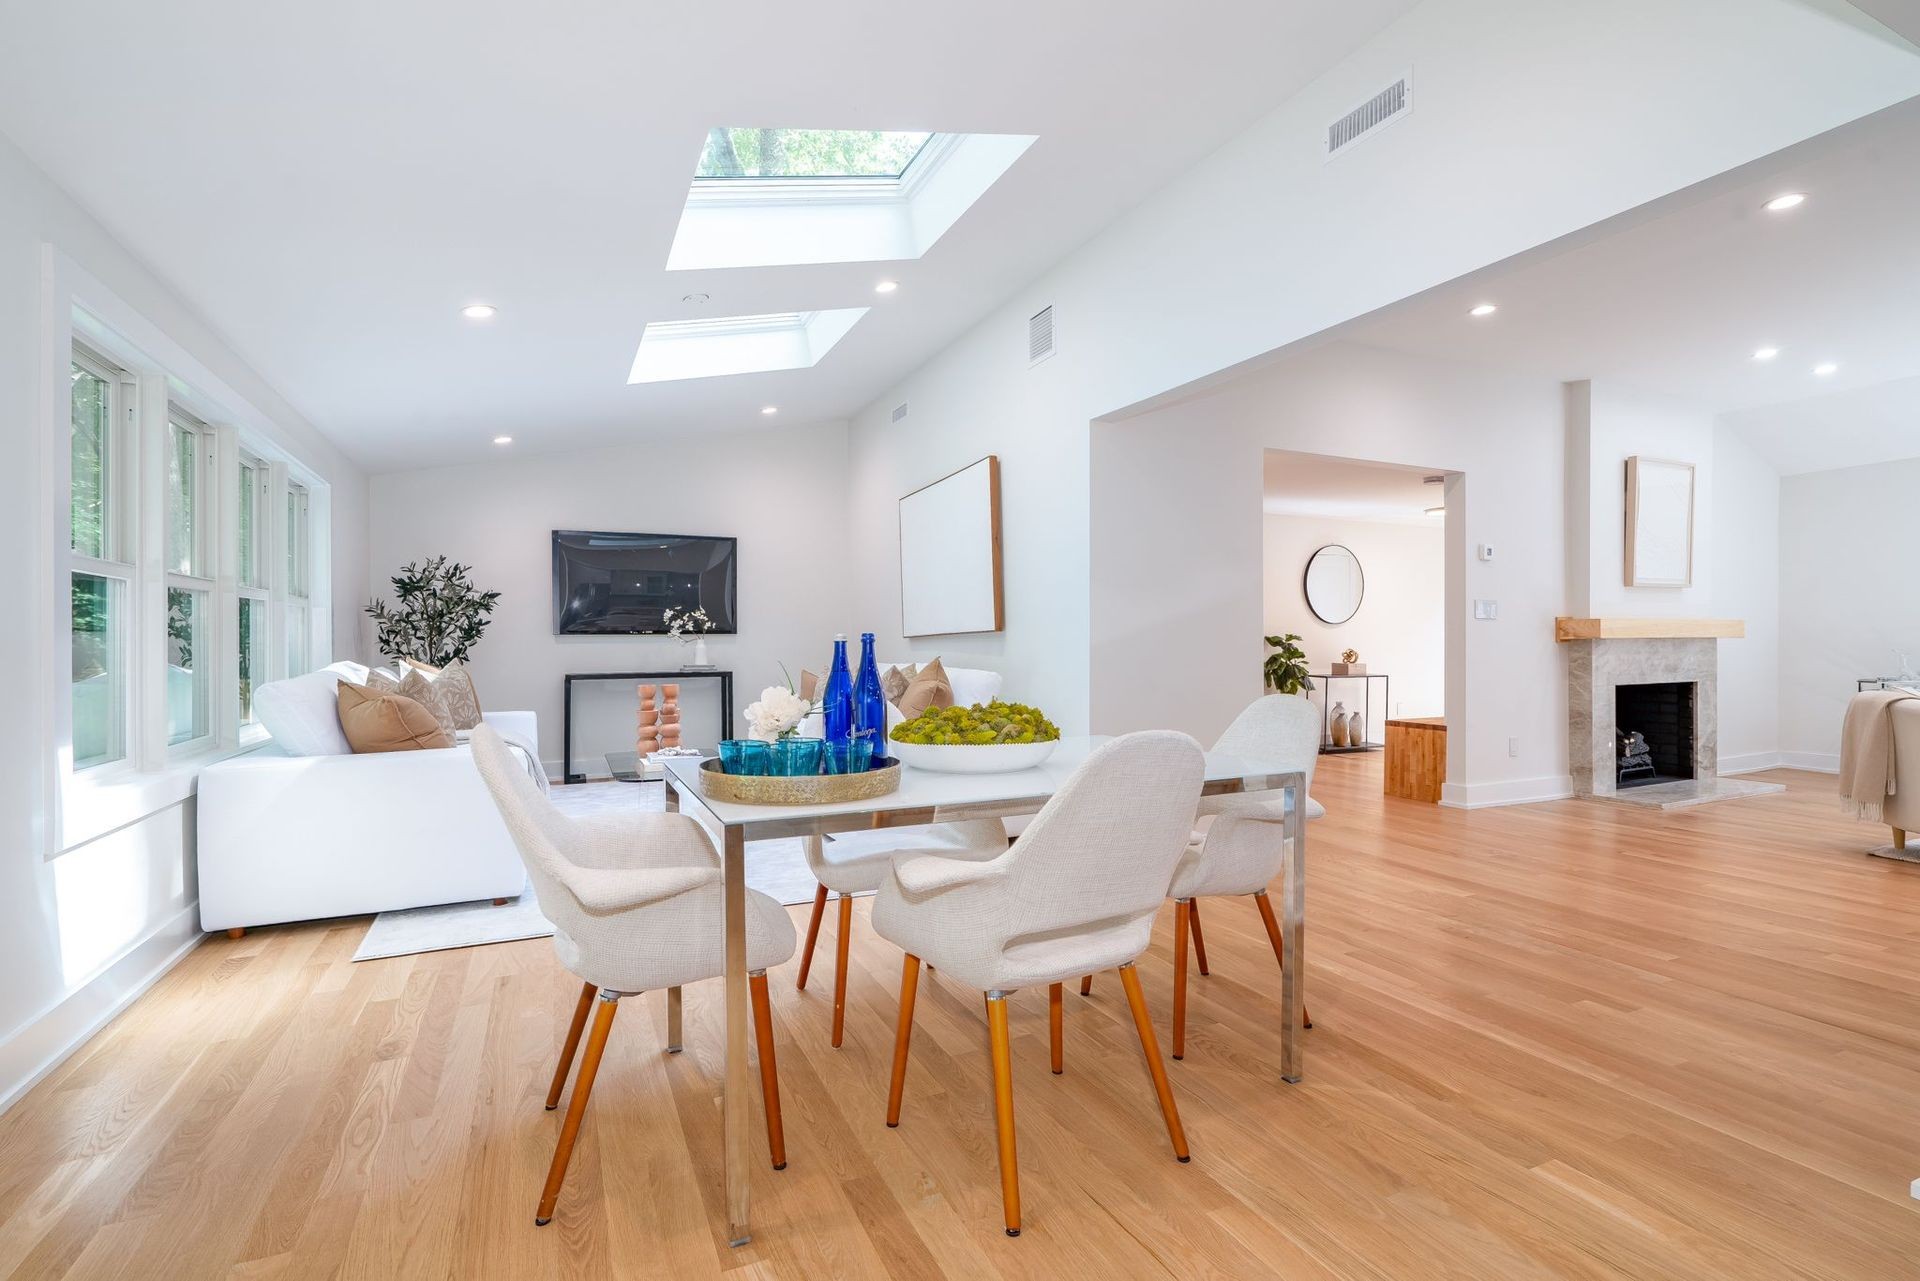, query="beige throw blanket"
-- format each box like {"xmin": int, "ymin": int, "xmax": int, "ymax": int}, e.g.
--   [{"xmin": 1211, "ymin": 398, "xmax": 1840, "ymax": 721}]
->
[{"xmin": 1837, "ymin": 689, "xmax": 1917, "ymax": 821}]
